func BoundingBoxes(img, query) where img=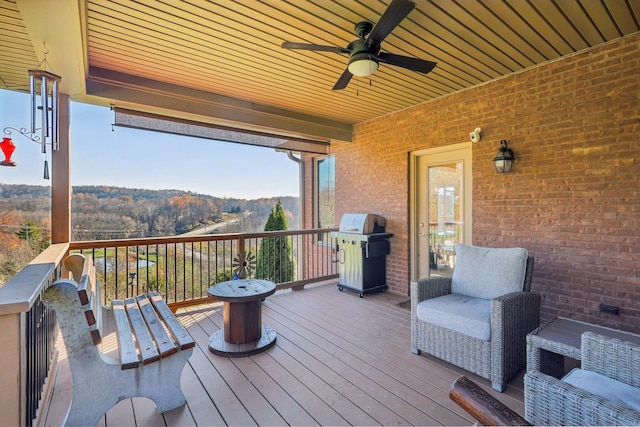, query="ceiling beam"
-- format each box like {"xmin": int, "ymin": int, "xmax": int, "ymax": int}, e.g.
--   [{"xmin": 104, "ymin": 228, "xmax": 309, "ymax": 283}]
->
[{"xmin": 85, "ymin": 67, "xmax": 353, "ymax": 143}]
